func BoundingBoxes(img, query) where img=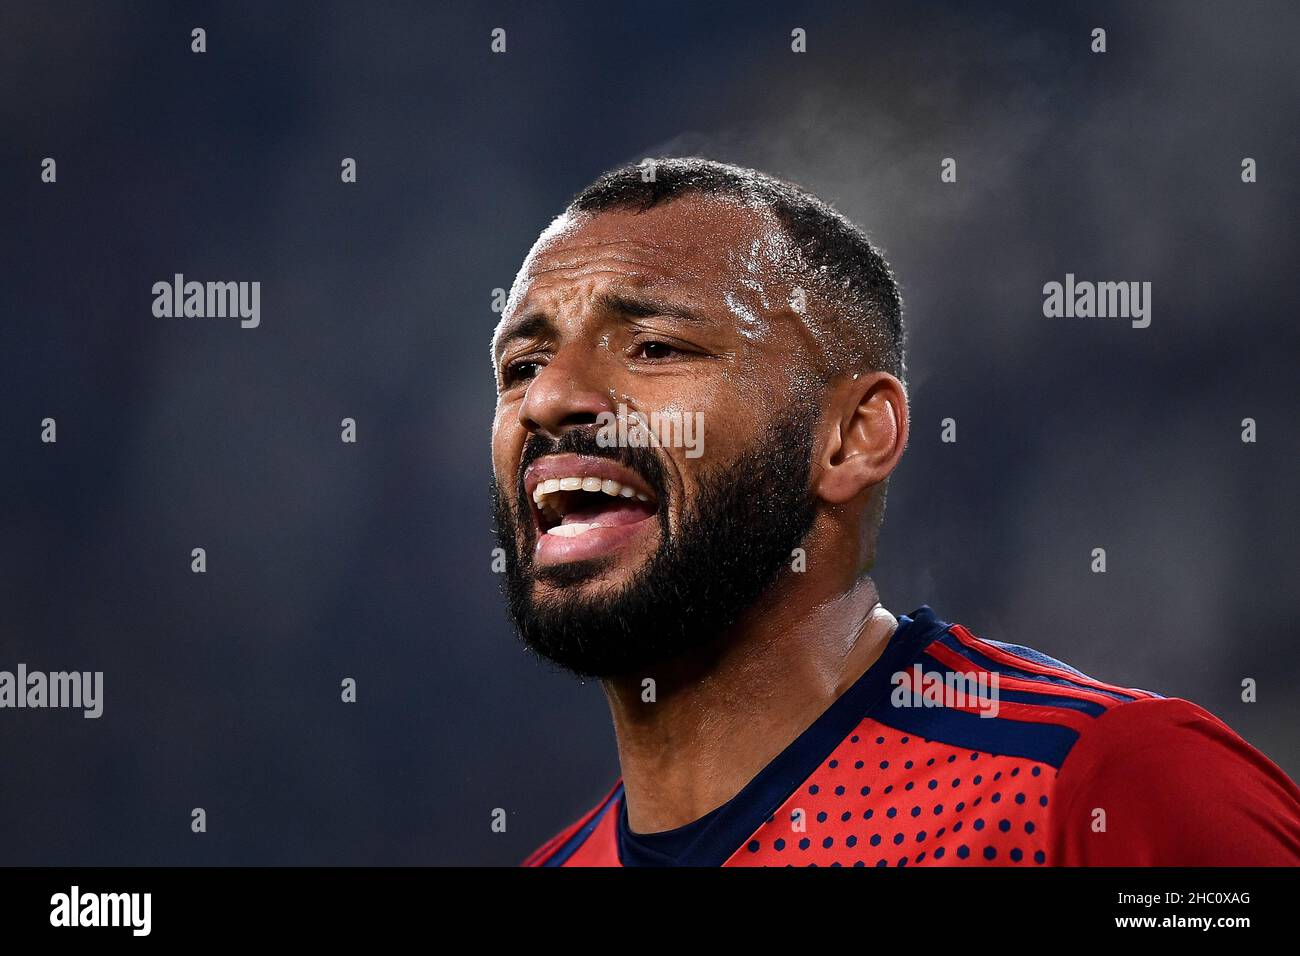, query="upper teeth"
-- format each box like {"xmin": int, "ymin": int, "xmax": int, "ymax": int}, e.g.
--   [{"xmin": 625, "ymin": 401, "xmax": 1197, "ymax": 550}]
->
[{"xmin": 532, "ymin": 476, "xmax": 650, "ymax": 507}]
